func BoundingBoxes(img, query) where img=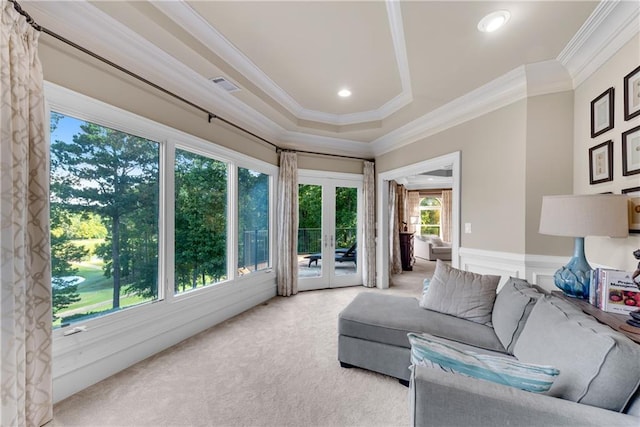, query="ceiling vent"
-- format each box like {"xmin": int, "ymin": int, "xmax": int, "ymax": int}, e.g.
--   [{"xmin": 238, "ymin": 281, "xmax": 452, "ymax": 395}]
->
[{"xmin": 210, "ymin": 77, "xmax": 240, "ymax": 93}]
